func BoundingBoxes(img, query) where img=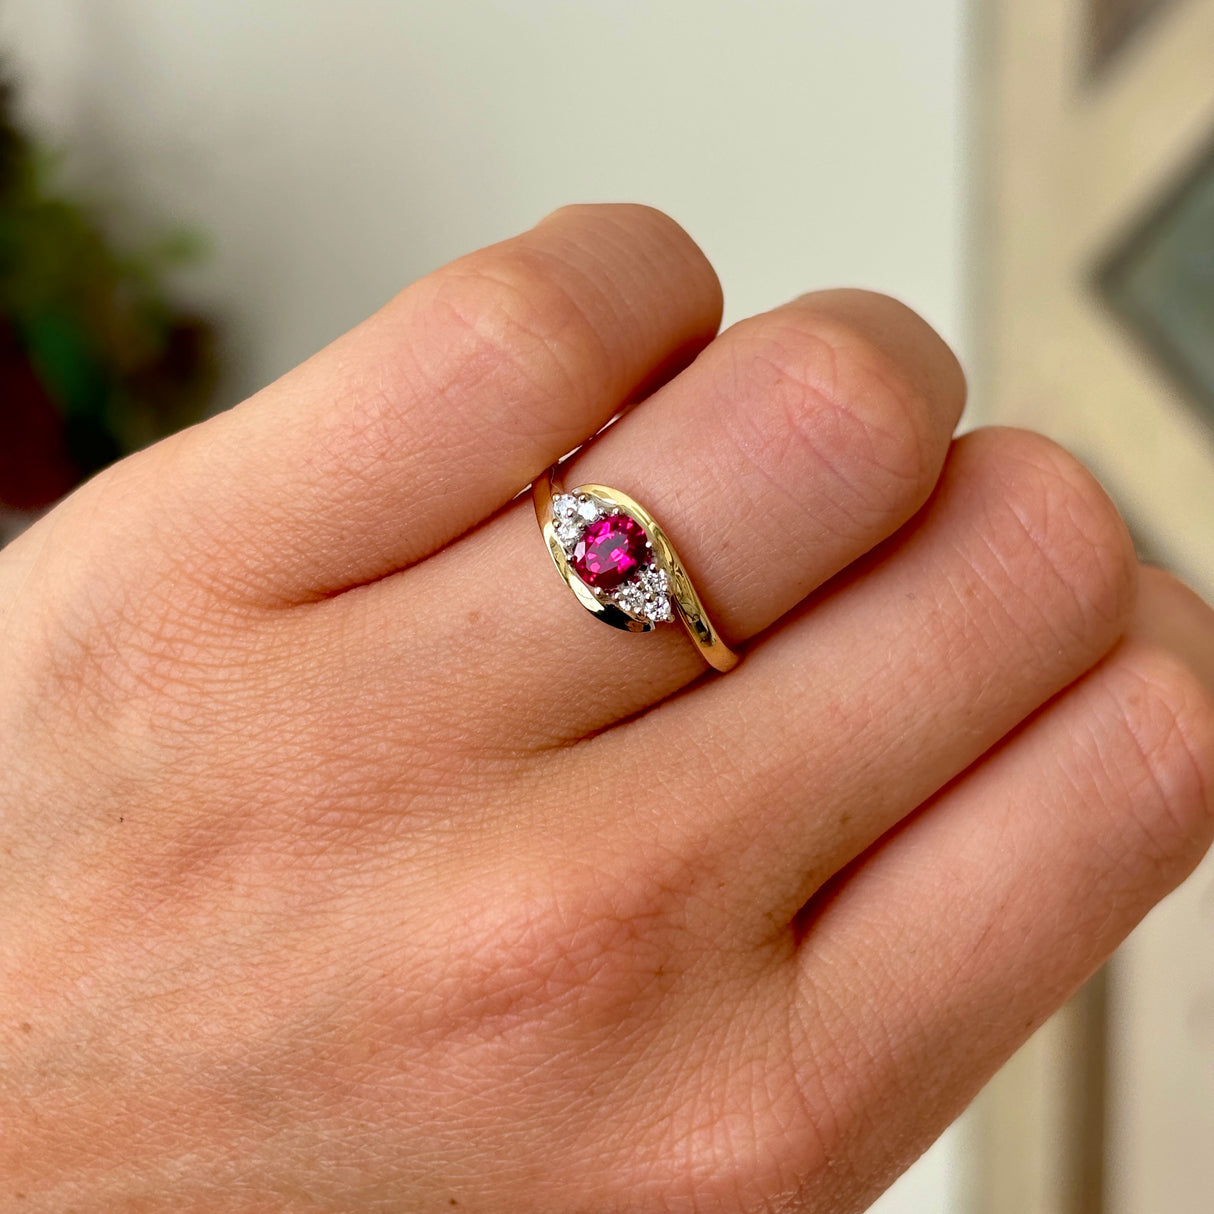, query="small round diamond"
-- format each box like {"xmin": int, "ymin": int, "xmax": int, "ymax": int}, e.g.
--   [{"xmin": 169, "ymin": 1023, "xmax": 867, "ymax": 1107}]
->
[
  {"xmin": 637, "ymin": 566, "xmax": 673, "ymax": 621},
  {"xmin": 552, "ymin": 493, "xmax": 578, "ymax": 521},
  {"xmin": 606, "ymin": 564, "xmax": 673, "ymax": 623},
  {"xmin": 573, "ymin": 514, "xmax": 649, "ymax": 591},
  {"xmin": 643, "ymin": 594, "xmax": 673, "ymax": 623},
  {"xmin": 551, "ymin": 494, "xmax": 584, "ymax": 549},
  {"xmin": 613, "ymin": 582, "xmax": 646, "ymax": 615}
]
